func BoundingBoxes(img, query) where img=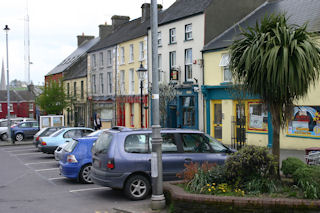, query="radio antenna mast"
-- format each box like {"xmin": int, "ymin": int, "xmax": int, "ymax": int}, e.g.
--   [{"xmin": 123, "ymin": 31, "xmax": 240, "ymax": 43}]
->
[{"xmin": 24, "ymin": 0, "xmax": 31, "ymax": 84}]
